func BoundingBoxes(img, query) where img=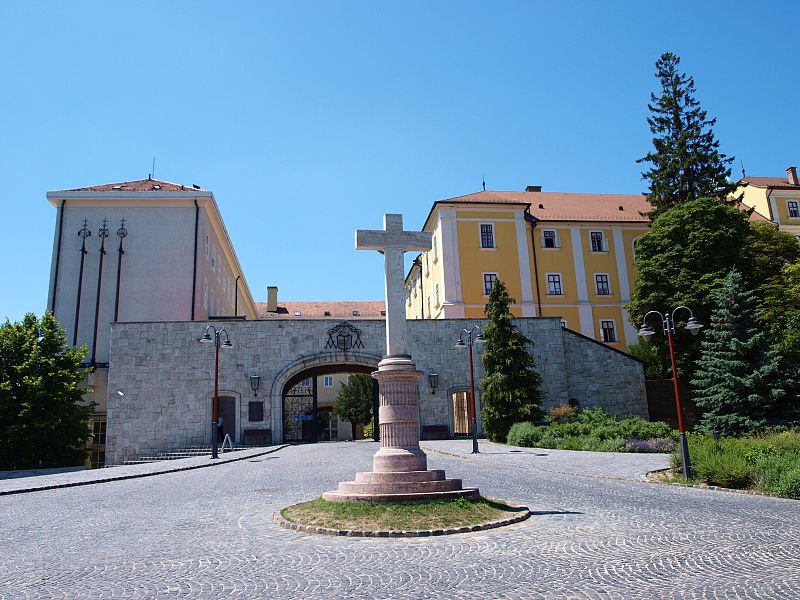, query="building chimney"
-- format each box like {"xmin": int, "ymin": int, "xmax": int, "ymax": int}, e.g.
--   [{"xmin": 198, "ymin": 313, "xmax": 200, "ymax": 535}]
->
[
  {"xmin": 267, "ymin": 286, "xmax": 278, "ymax": 312},
  {"xmin": 787, "ymin": 167, "xmax": 799, "ymax": 186},
  {"xmin": 525, "ymin": 185, "xmax": 542, "ymax": 193}
]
